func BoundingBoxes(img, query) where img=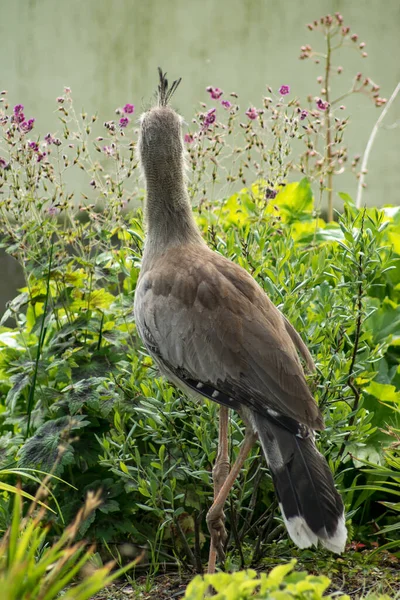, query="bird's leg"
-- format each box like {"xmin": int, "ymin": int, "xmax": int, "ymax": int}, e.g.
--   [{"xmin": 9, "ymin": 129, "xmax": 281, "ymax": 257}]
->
[
  {"xmin": 213, "ymin": 406, "xmax": 230, "ymax": 497},
  {"xmin": 207, "ymin": 428, "xmax": 257, "ymax": 572},
  {"xmin": 208, "ymin": 406, "xmax": 230, "ymax": 574}
]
